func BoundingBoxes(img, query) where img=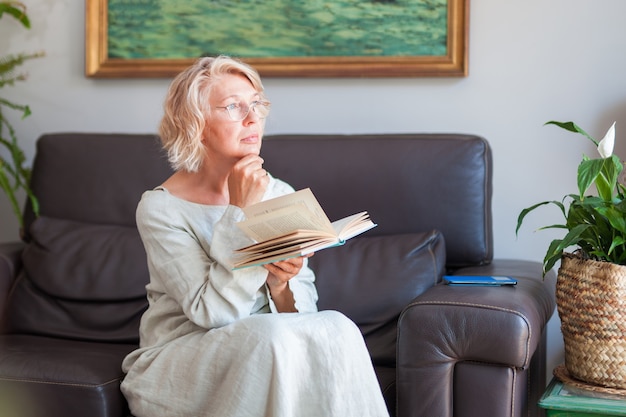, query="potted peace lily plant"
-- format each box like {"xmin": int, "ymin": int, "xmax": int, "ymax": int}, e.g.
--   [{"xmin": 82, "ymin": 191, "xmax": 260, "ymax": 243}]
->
[
  {"xmin": 0, "ymin": 1, "xmax": 42, "ymax": 229},
  {"xmin": 516, "ymin": 120, "xmax": 626, "ymax": 390}
]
